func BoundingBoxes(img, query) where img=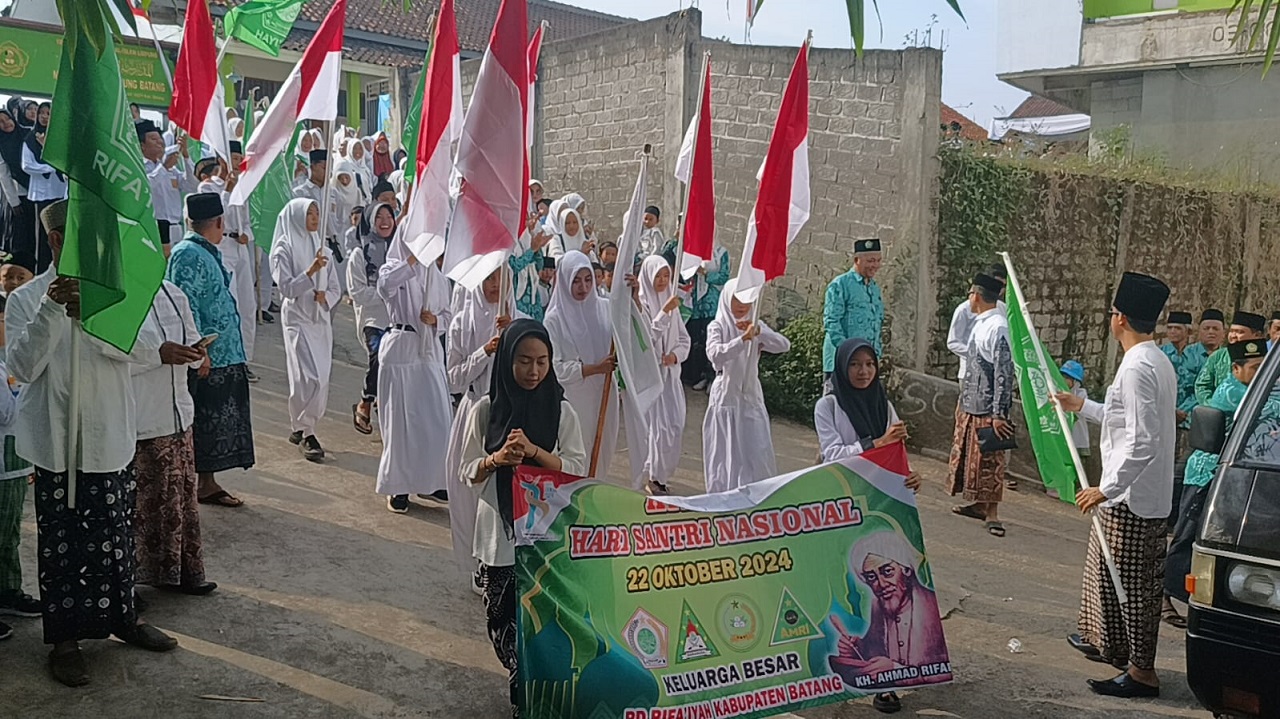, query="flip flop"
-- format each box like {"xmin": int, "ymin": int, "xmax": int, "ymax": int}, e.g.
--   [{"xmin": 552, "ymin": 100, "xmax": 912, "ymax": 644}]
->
[
  {"xmin": 1162, "ymin": 605, "xmax": 1187, "ymax": 629},
  {"xmin": 985, "ymin": 521, "xmax": 1006, "ymax": 537},
  {"xmin": 352, "ymin": 404, "xmax": 373, "ymax": 435},
  {"xmin": 198, "ymin": 490, "xmax": 244, "ymax": 508},
  {"xmin": 952, "ymin": 504, "xmax": 986, "ymax": 521}
]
